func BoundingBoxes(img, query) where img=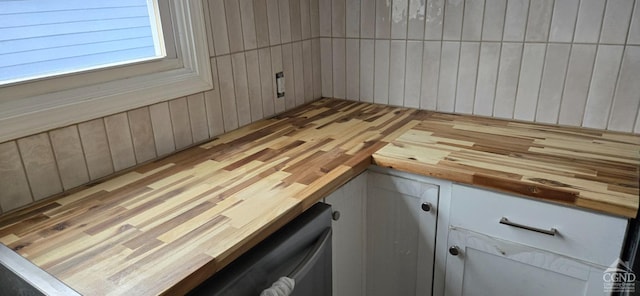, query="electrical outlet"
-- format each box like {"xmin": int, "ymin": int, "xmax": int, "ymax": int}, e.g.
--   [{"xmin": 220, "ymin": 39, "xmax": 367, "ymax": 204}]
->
[{"xmin": 276, "ymin": 72, "xmax": 284, "ymax": 98}]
